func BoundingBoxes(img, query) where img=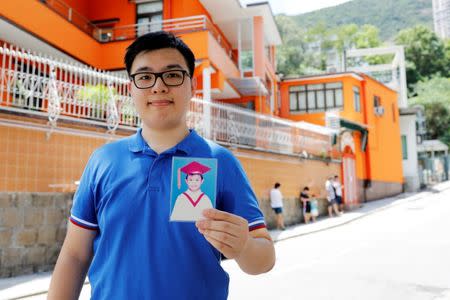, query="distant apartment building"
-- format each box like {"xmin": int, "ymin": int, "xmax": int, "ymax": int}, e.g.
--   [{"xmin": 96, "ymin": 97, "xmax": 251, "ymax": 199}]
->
[{"xmin": 433, "ymin": 0, "xmax": 450, "ymax": 39}]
